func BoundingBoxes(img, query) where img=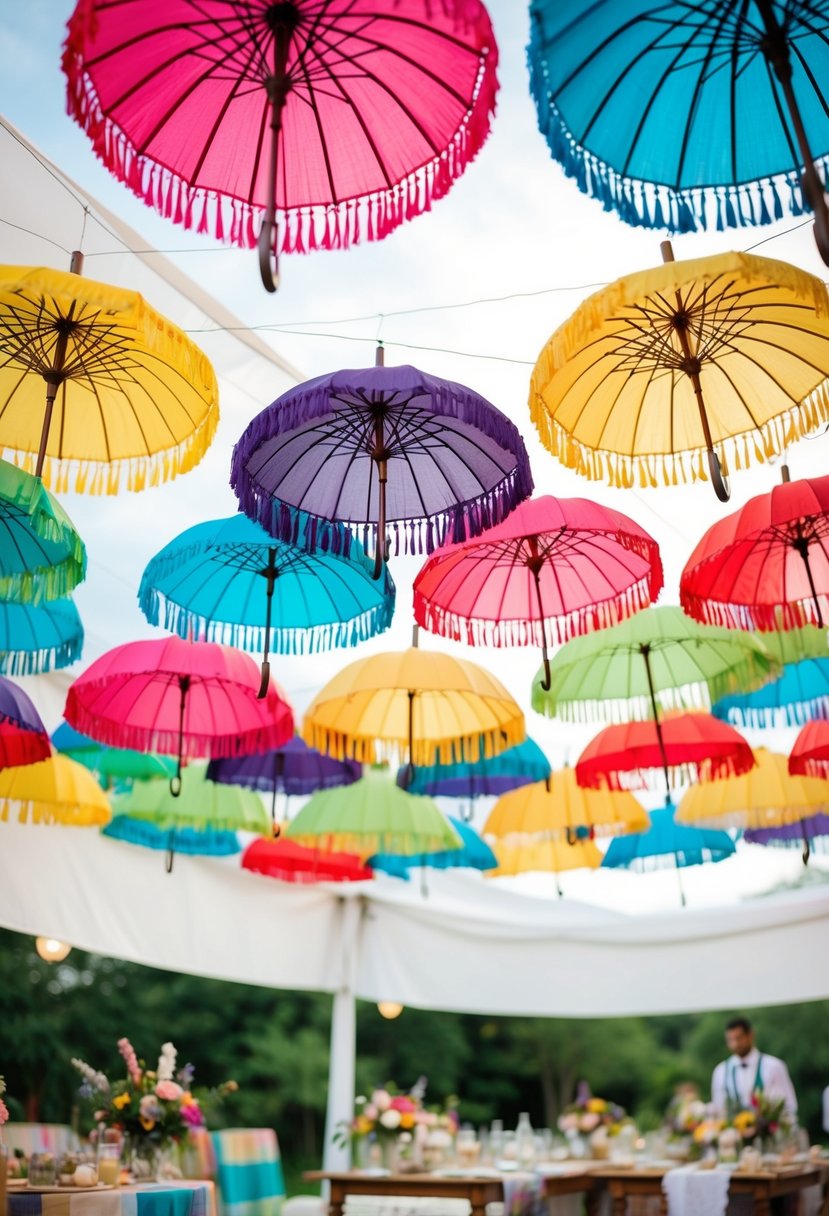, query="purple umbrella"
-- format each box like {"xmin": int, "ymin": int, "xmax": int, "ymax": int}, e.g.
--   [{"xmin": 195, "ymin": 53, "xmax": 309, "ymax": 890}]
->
[
  {"xmin": 745, "ymin": 815, "xmax": 829, "ymax": 862},
  {"xmin": 0, "ymin": 676, "xmax": 50, "ymax": 769},
  {"xmin": 231, "ymin": 357, "xmax": 533, "ymax": 579},
  {"xmin": 207, "ymin": 737, "xmax": 361, "ymax": 828}
]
